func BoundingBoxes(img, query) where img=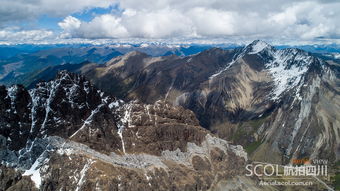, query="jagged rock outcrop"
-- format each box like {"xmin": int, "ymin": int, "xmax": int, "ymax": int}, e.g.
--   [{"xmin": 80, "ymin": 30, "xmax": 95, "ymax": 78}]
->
[{"xmin": 0, "ymin": 85, "xmax": 31, "ymax": 151}]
